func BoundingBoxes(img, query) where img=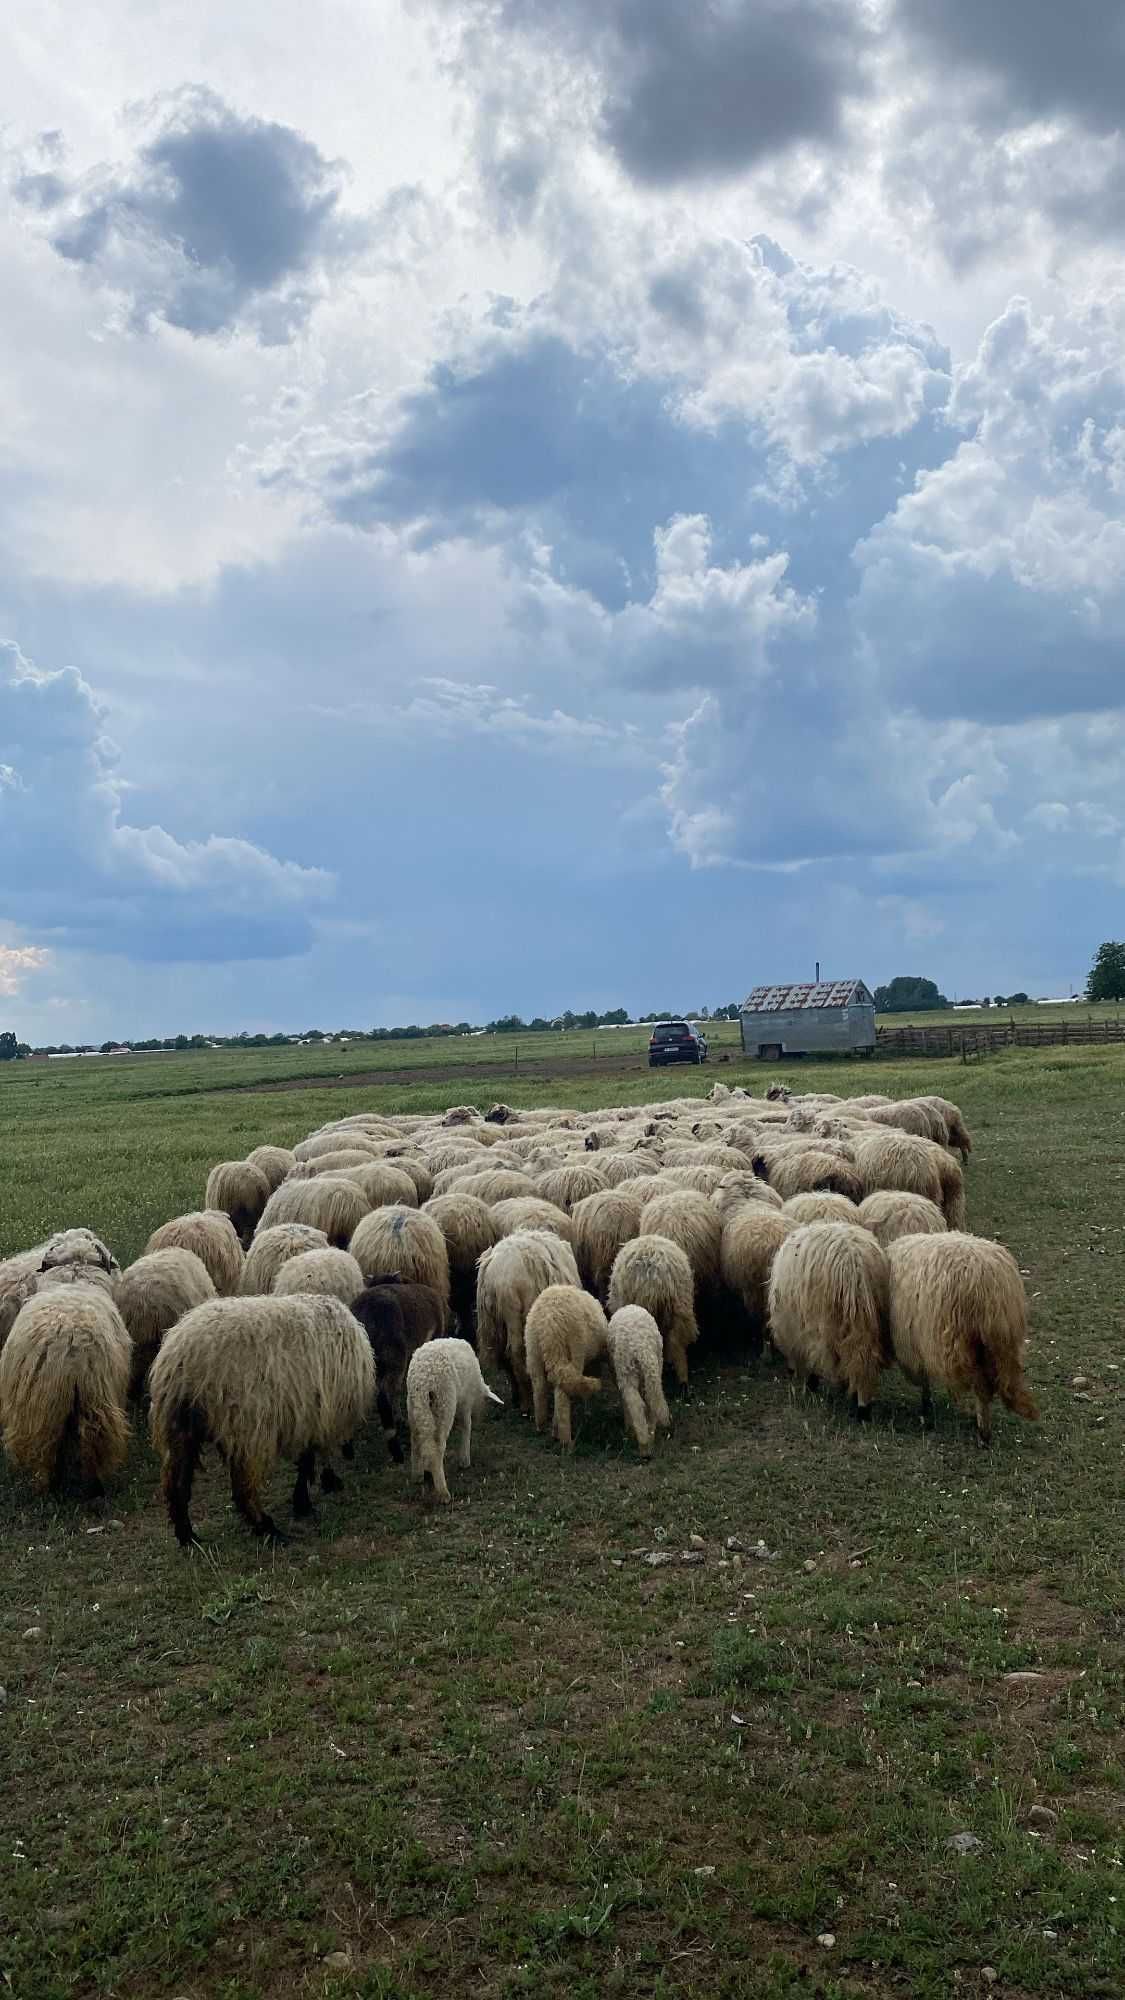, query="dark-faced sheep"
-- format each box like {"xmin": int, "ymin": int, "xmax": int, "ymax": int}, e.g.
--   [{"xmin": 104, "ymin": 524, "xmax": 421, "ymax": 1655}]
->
[
  {"xmin": 149, "ymin": 1294, "xmax": 375, "ymax": 1545},
  {"xmin": 0, "ymin": 1285, "xmax": 131, "ymax": 1498},
  {"xmin": 145, "ymin": 1211, "xmax": 245, "ymax": 1296},
  {"xmin": 406, "ymin": 1337, "xmax": 503, "ymax": 1501},
  {"xmin": 887, "ymin": 1232, "xmax": 1037, "ymax": 1446},
  {"xmin": 768, "ymin": 1222, "xmax": 890, "ymax": 1417},
  {"xmin": 607, "ymin": 1305, "xmax": 671, "ymax": 1458},
  {"xmin": 524, "ymin": 1286, "xmax": 608, "ymax": 1446},
  {"xmin": 607, "ymin": 1236, "xmax": 698, "ymax": 1387},
  {"xmin": 350, "ymin": 1277, "xmax": 446, "ymax": 1461}
]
